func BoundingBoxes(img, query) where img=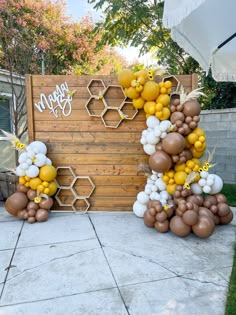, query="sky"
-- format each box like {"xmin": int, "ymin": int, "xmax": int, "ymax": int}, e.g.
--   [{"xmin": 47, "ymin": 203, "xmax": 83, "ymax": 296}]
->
[{"xmin": 65, "ymin": 0, "xmax": 153, "ymax": 65}]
